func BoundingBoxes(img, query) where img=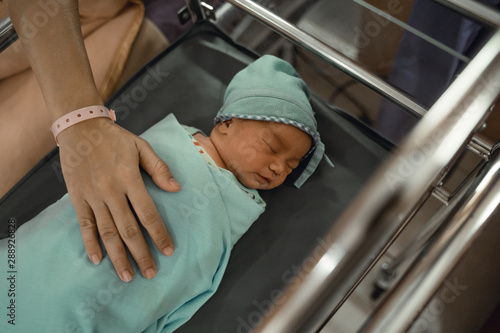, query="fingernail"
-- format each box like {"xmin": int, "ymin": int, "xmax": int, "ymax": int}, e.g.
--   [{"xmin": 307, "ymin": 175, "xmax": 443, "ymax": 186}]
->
[
  {"xmin": 145, "ymin": 268, "xmax": 156, "ymax": 279},
  {"xmin": 91, "ymin": 254, "xmax": 101, "ymax": 265},
  {"xmin": 163, "ymin": 247, "xmax": 174, "ymax": 256},
  {"xmin": 169, "ymin": 178, "xmax": 181, "ymax": 189},
  {"xmin": 122, "ymin": 270, "xmax": 133, "ymax": 283}
]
